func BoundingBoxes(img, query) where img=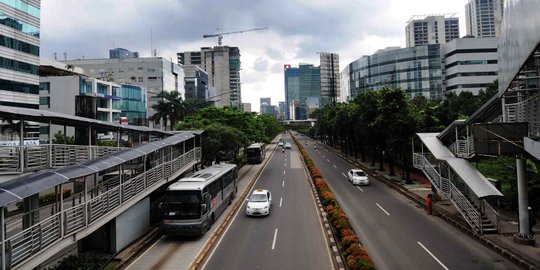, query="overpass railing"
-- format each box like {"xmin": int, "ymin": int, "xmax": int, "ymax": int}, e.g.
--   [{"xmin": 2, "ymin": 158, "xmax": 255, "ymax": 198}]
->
[
  {"xmin": 0, "ymin": 145, "xmax": 127, "ymax": 174},
  {"xmin": 5, "ymin": 147, "xmax": 200, "ymax": 269}
]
